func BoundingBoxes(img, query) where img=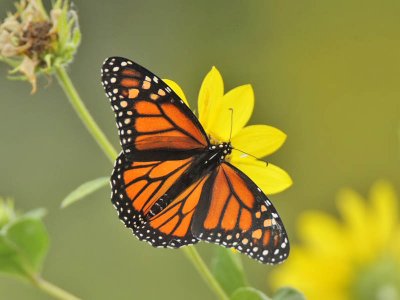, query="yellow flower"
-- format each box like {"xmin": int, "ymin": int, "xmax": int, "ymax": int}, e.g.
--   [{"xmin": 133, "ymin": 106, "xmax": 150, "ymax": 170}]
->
[
  {"xmin": 164, "ymin": 67, "xmax": 292, "ymax": 195},
  {"xmin": 270, "ymin": 180, "xmax": 400, "ymax": 300}
]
